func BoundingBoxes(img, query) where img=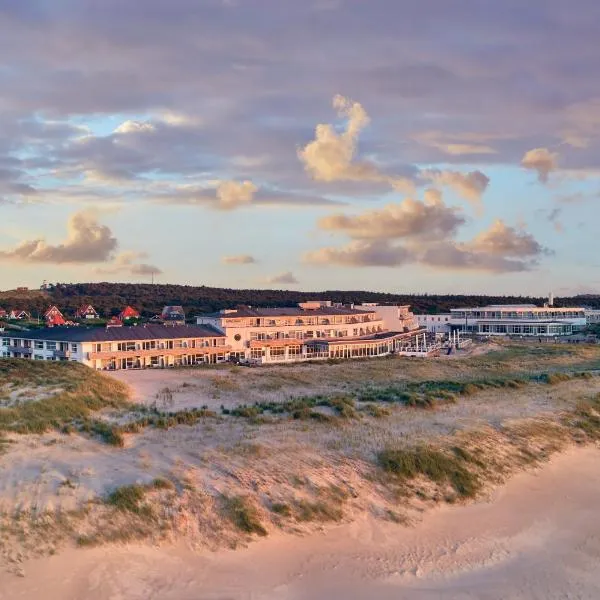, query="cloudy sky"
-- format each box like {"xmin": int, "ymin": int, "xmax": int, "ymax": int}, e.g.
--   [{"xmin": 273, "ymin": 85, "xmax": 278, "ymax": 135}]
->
[{"xmin": 1, "ymin": 0, "xmax": 599, "ymax": 295}]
